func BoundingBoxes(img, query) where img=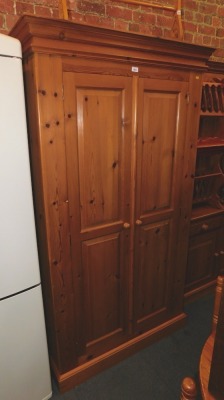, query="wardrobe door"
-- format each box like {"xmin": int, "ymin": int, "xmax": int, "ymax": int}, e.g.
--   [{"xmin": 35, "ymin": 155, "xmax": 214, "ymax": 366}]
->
[
  {"xmin": 63, "ymin": 72, "xmax": 132, "ymax": 361},
  {"xmin": 133, "ymin": 78, "xmax": 188, "ymax": 334}
]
